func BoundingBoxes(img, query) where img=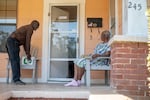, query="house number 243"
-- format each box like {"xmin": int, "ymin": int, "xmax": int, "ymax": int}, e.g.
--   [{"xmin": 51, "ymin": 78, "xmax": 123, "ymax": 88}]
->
[{"xmin": 128, "ymin": 2, "xmax": 142, "ymax": 11}]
